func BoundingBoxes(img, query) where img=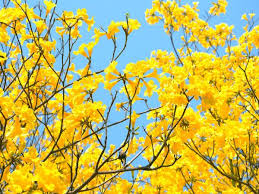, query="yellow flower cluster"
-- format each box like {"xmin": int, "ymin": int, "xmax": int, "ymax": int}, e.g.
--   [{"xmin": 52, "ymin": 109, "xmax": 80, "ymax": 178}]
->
[{"xmin": 0, "ymin": 0, "xmax": 258, "ymax": 193}]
